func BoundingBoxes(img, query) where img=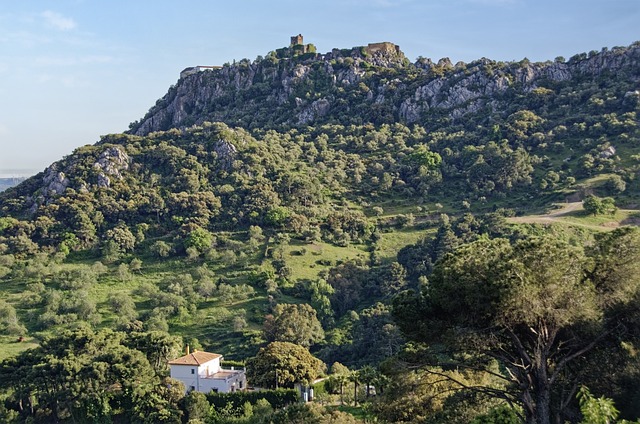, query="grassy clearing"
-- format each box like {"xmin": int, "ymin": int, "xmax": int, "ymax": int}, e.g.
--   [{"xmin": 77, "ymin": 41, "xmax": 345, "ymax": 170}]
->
[
  {"xmin": 368, "ymin": 198, "xmax": 452, "ymax": 217},
  {"xmin": 376, "ymin": 226, "xmax": 432, "ymax": 261},
  {"xmin": 0, "ymin": 335, "xmax": 39, "ymax": 361},
  {"xmin": 283, "ymin": 241, "xmax": 367, "ymax": 281}
]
